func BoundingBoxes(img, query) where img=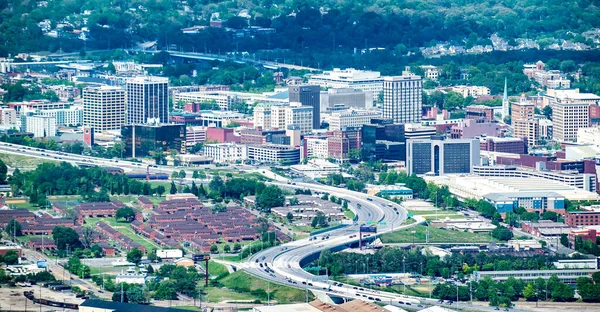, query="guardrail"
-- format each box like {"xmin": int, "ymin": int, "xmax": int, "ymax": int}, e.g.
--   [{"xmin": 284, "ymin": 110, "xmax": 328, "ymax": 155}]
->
[{"xmin": 309, "ymin": 224, "xmax": 349, "ymax": 237}]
